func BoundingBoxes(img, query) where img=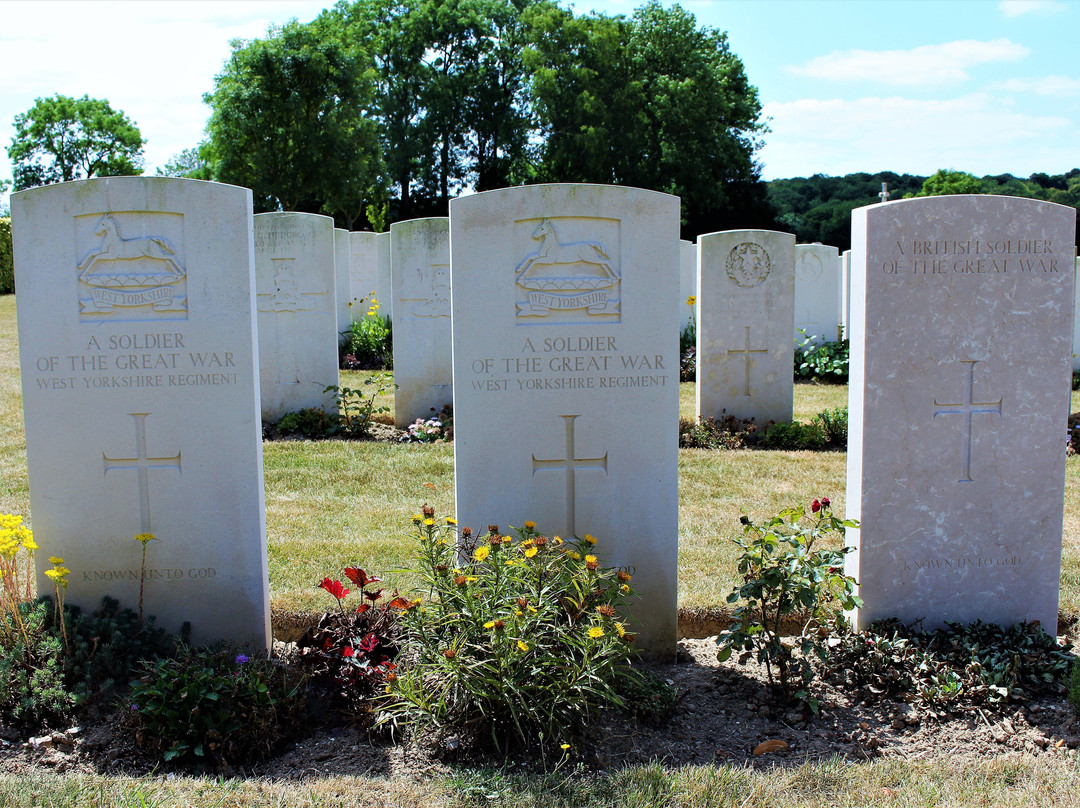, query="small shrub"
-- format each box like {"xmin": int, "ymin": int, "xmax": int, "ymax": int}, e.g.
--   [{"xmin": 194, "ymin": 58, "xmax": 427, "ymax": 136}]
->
[
  {"xmin": 0, "ymin": 599, "xmax": 75, "ymax": 730},
  {"xmin": 679, "ymin": 310, "xmax": 696, "ymax": 382},
  {"xmin": 400, "ymin": 404, "xmax": 453, "ymax": 443},
  {"xmin": 130, "ymin": 646, "xmax": 308, "ymax": 767},
  {"xmin": 829, "ymin": 620, "xmax": 1074, "ymax": 717},
  {"xmin": 759, "ymin": 421, "xmax": 827, "ymax": 451},
  {"xmin": 794, "ymin": 333, "xmax": 849, "ymax": 382},
  {"xmin": 811, "ymin": 406, "xmax": 848, "ymax": 448},
  {"xmin": 274, "ymin": 375, "xmax": 393, "ymax": 440},
  {"xmin": 717, "ymin": 499, "xmax": 860, "ymax": 710},
  {"xmin": 383, "ymin": 507, "xmax": 640, "ymax": 756},
  {"xmin": 341, "ymin": 298, "xmax": 392, "ymax": 369},
  {"xmin": 295, "ymin": 568, "xmax": 400, "ymax": 720},
  {"xmin": 678, "ymin": 414, "xmax": 761, "ymax": 449},
  {"xmin": 1069, "ymin": 660, "xmax": 1080, "ymax": 715},
  {"xmin": 0, "ymin": 218, "xmax": 13, "ymax": 295}
]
